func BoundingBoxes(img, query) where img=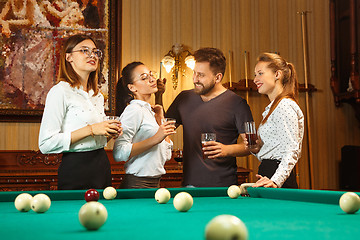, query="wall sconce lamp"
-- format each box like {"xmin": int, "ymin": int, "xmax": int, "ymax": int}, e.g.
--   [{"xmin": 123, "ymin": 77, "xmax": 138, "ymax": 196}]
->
[{"xmin": 161, "ymin": 44, "xmax": 195, "ymax": 89}]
